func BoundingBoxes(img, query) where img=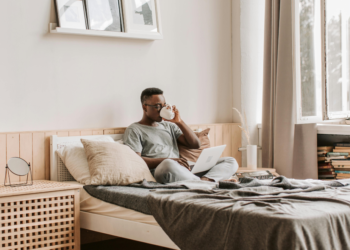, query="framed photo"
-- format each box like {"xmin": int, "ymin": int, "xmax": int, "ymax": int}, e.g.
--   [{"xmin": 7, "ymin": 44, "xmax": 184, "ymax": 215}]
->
[
  {"xmin": 122, "ymin": 0, "xmax": 162, "ymax": 35},
  {"xmin": 85, "ymin": 0, "xmax": 124, "ymax": 32},
  {"xmin": 54, "ymin": 0, "xmax": 87, "ymax": 29}
]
